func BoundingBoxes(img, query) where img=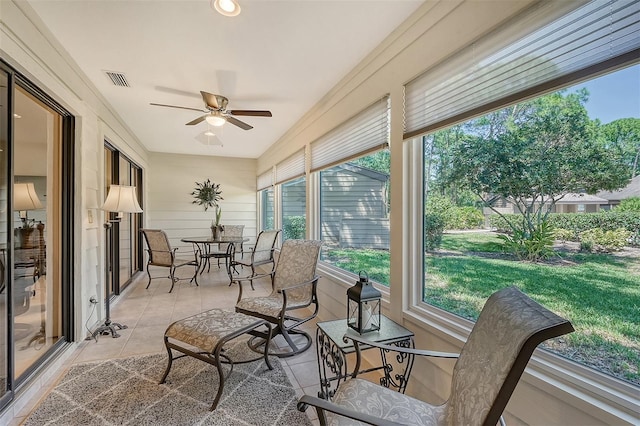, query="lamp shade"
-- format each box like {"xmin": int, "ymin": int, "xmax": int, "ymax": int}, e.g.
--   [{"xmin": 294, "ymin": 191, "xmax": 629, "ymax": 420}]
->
[
  {"xmin": 14, "ymin": 183, "xmax": 43, "ymax": 211},
  {"xmin": 102, "ymin": 185, "xmax": 143, "ymax": 213}
]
